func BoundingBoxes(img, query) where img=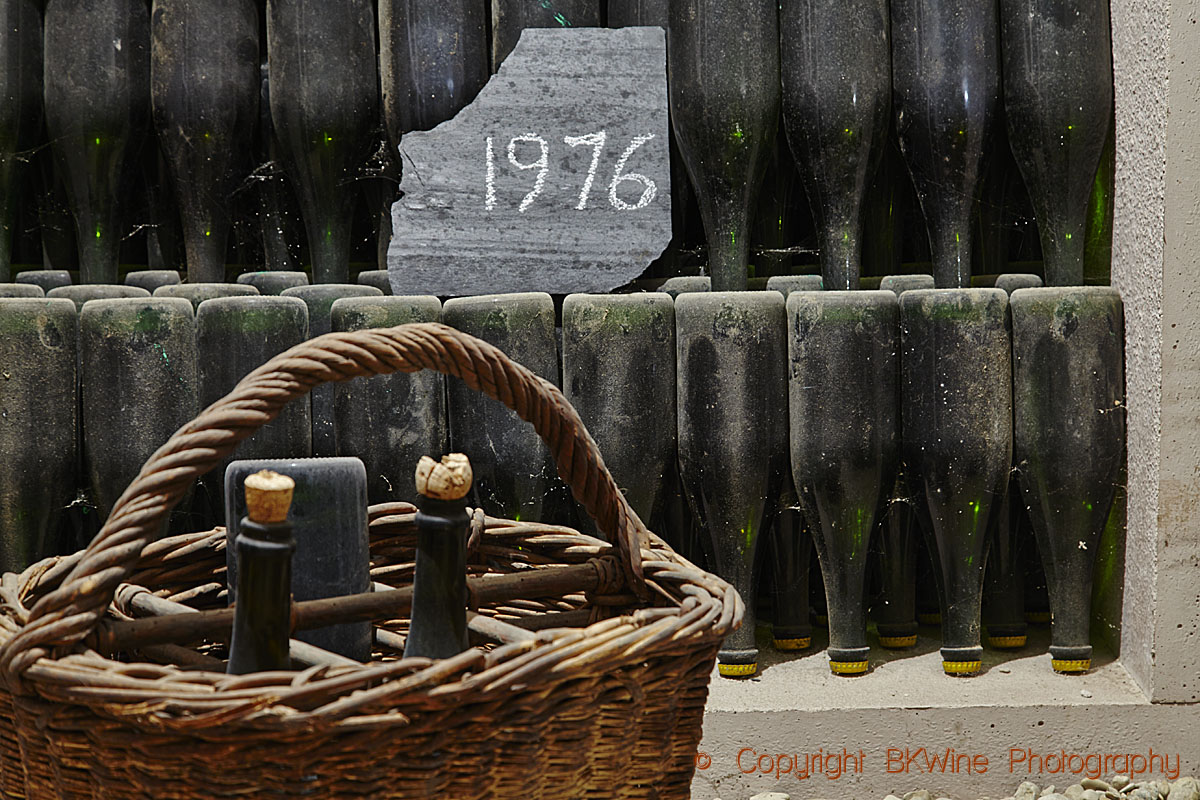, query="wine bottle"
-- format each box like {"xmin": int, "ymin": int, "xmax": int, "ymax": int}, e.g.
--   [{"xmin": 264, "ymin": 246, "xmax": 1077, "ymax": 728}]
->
[
  {"xmin": 999, "ymin": 0, "xmax": 1112, "ymax": 287},
  {"xmin": 891, "ymin": 0, "xmax": 1000, "ymax": 288},
  {"xmin": 47, "ymin": 284, "xmax": 150, "ymax": 312},
  {"xmin": 873, "ymin": 270, "xmax": 933, "ymax": 648},
  {"xmin": 404, "ymin": 454, "xmax": 473, "ymax": 660},
  {"xmin": 228, "ymin": 469, "xmax": 295, "ymax": 674},
  {"xmin": 124, "ymin": 269, "xmax": 180, "ymax": 293},
  {"xmin": 0, "ymin": 284, "xmax": 43, "ymax": 298},
  {"xmin": 0, "ymin": 0, "xmax": 41, "ymax": 282},
  {"xmin": 154, "ymin": 282, "xmax": 258, "ymax": 312},
  {"xmin": 379, "ymin": 0, "xmax": 487, "ymax": 143},
  {"xmin": 879, "ymin": 274, "xmax": 934, "ymax": 295},
  {"xmin": 281, "ymin": 284, "xmax": 383, "ymax": 457},
  {"xmin": 31, "ymin": 131, "xmax": 77, "ymax": 273},
  {"xmin": 1083, "ymin": 115, "xmax": 1115, "ymax": 286},
  {"xmin": 151, "ymin": 0, "xmax": 259, "ymax": 284},
  {"xmin": 15, "ymin": 269, "xmax": 71, "ymax": 293},
  {"xmin": 874, "ymin": 495, "xmax": 921, "ymax": 648},
  {"xmin": 780, "ymin": 0, "xmax": 890, "ymax": 291},
  {"xmin": 332, "ymin": 296, "xmax": 445, "ymax": 505},
  {"xmin": 677, "ymin": 292, "xmax": 787, "ymax": 677},
  {"xmin": 789, "ymin": 290, "xmax": 898, "ymax": 675},
  {"xmin": 901, "ymin": 289, "xmax": 1012, "ymax": 675},
  {"xmin": 766, "ymin": 274, "xmax": 823, "ymax": 297},
  {"xmin": 195, "ymin": 295, "xmax": 311, "ymax": 524},
  {"xmin": 226, "ymin": 457, "xmax": 371, "ymax": 660},
  {"xmin": 561, "ymin": 294, "xmax": 675, "ymax": 532},
  {"xmin": 1011, "ymin": 287, "xmax": 1123, "ymax": 673},
  {"xmin": 355, "ymin": 270, "xmax": 392, "ymax": 295},
  {"xmin": 267, "ymin": 0, "xmax": 378, "ymax": 283},
  {"xmin": 608, "ymin": 0, "xmax": 665, "ymax": 27},
  {"xmin": 79, "ymin": 298, "xmax": 198, "ymax": 520},
  {"xmin": 668, "ymin": 0, "xmax": 780, "ymax": 291},
  {"xmin": 256, "ymin": 58, "xmax": 303, "ymax": 273},
  {"xmin": 771, "ymin": 487, "xmax": 813, "ymax": 651},
  {"xmin": 43, "ymin": 0, "xmax": 151, "ymax": 285},
  {"xmin": 983, "ymin": 488, "xmax": 1028, "ymax": 648},
  {"xmin": 0, "ymin": 298, "xmax": 77, "ymax": 570},
  {"xmin": 442, "ymin": 292, "xmax": 559, "ymax": 523},
  {"xmin": 236, "ymin": 270, "xmax": 309, "ymax": 295},
  {"xmin": 751, "ymin": 126, "xmax": 802, "ymax": 277},
  {"xmin": 862, "ymin": 133, "xmax": 906, "ymax": 277},
  {"xmin": 491, "ymin": 0, "xmax": 601, "ymax": 71}
]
